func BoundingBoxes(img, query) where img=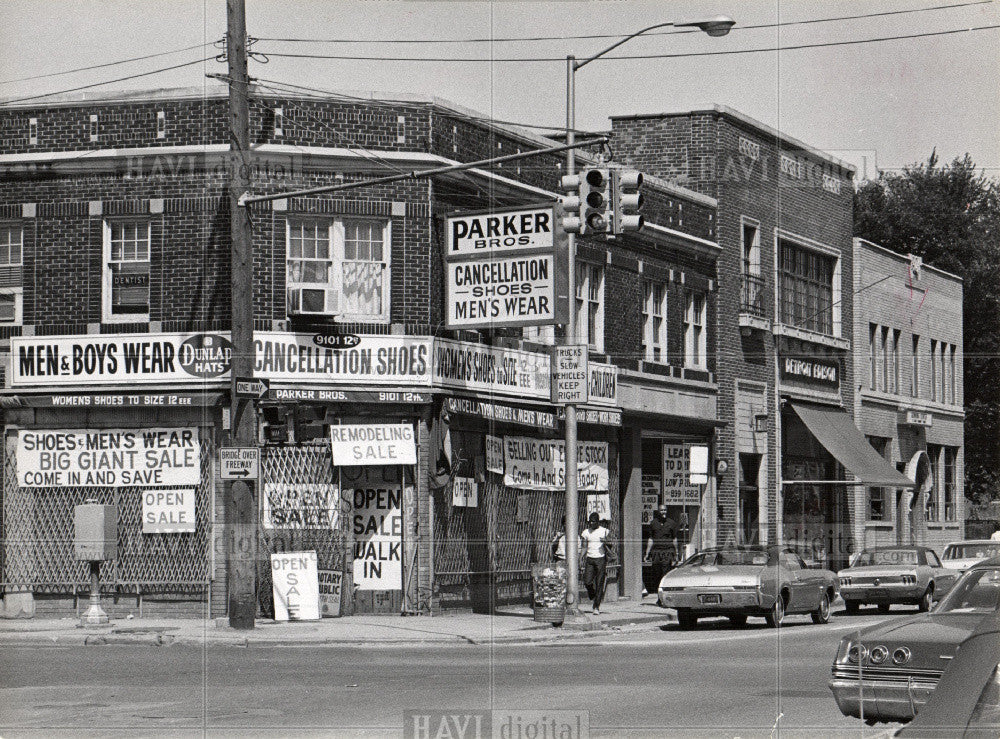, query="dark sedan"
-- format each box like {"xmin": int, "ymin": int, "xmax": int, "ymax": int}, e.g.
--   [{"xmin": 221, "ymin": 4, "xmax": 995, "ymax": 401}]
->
[{"xmin": 830, "ymin": 556, "xmax": 1000, "ymax": 724}]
